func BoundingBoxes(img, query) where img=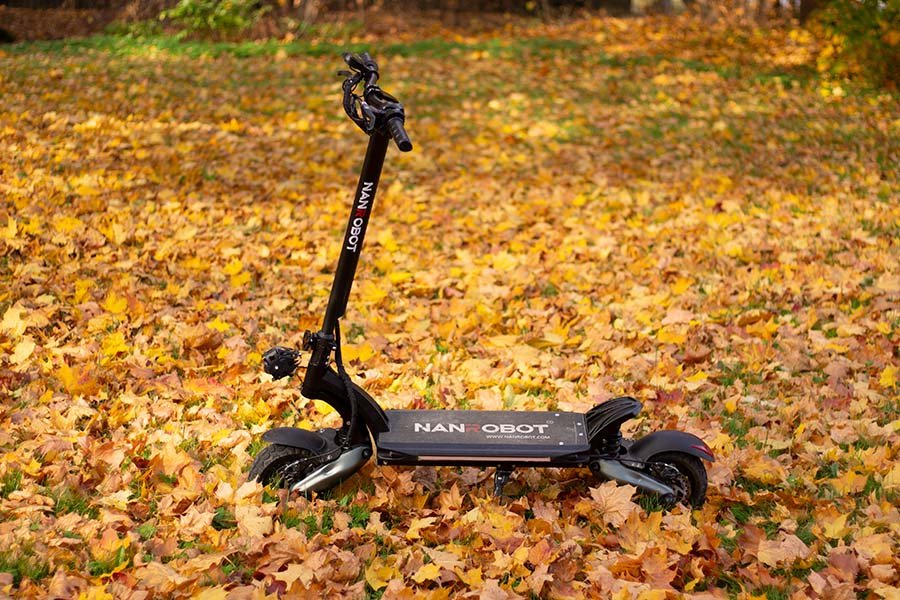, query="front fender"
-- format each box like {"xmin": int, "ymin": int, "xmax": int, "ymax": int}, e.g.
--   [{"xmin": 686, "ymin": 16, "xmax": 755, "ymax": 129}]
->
[
  {"xmin": 626, "ymin": 430, "xmax": 715, "ymax": 462},
  {"xmin": 261, "ymin": 427, "xmax": 329, "ymax": 452}
]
